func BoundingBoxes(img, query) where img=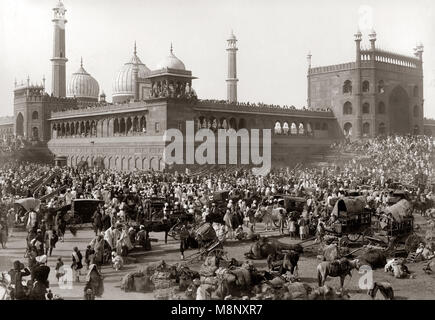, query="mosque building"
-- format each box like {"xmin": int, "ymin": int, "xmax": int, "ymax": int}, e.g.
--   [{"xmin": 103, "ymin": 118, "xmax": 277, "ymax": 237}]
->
[{"xmin": 1, "ymin": 0, "xmax": 433, "ymax": 170}]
